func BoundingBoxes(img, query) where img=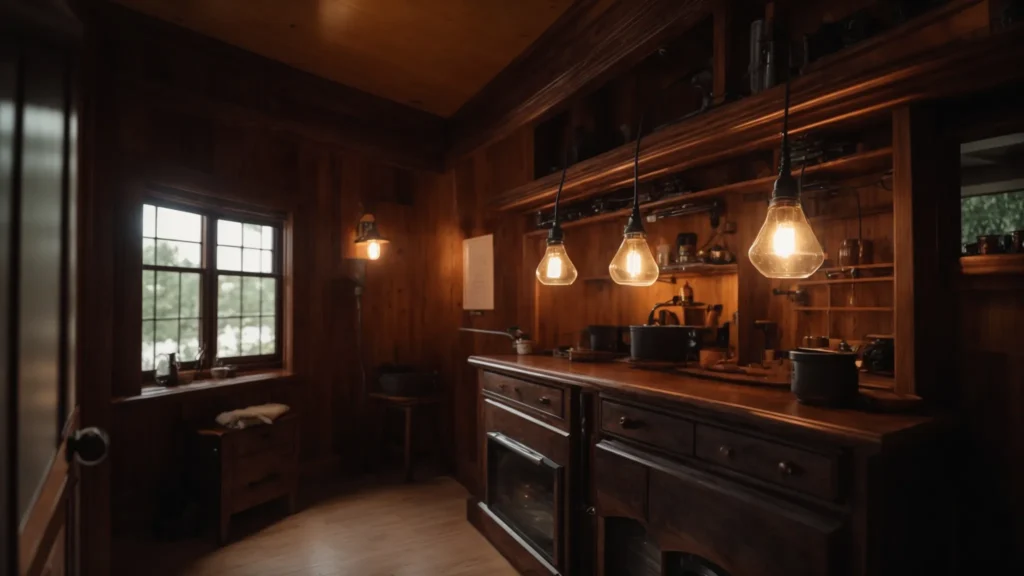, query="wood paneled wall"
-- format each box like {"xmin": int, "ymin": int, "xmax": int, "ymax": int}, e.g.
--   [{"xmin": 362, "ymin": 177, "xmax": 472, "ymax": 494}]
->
[
  {"xmin": 955, "ymin": 280, "xmax": 1024, "ymax": 569},
  {"xmin": 83, "ymin": 6, "xmax": 463, "ymax": 543},
  {"xmin": 447, "ymin": 130, "xmax": 536, "ymax": 495}
]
